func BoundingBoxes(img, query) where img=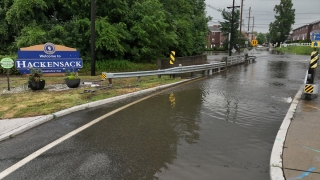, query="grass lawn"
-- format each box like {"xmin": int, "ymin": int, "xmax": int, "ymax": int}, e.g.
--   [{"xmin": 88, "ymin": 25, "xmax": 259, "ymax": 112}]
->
[
  {"xmin": 0, "ymin": 75, "xmax": 181, "ymax": 119},
  {"xmin": 275, "ymin": 46, "xmax": 317, "ymax": 55}
]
